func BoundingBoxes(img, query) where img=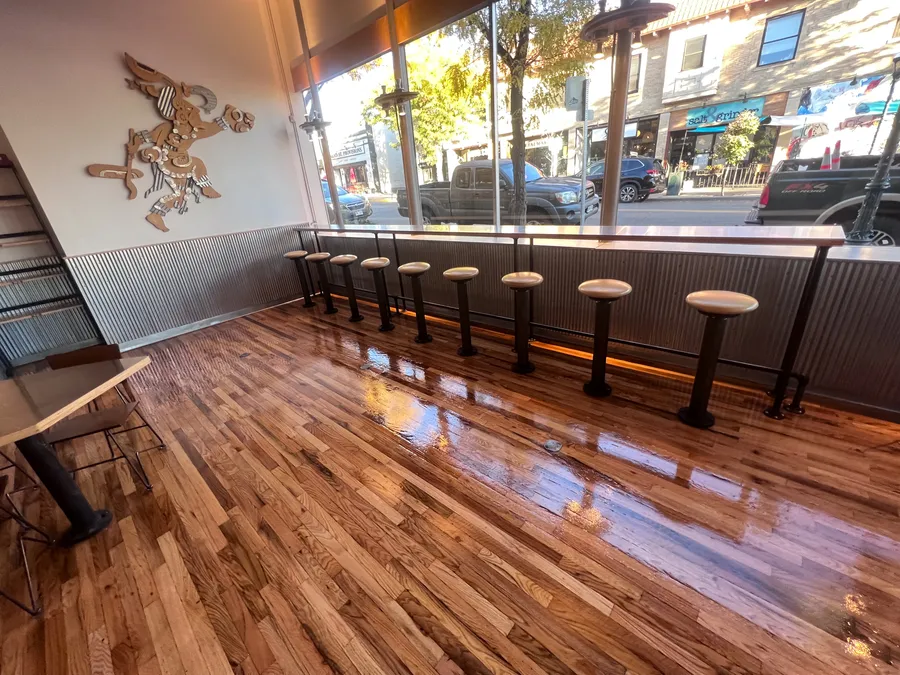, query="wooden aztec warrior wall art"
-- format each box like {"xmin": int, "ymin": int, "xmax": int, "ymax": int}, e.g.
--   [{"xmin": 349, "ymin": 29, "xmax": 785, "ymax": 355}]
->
[{"xmin": 87, "ymin": 54, "xmax": 254, "ymax": 232}]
